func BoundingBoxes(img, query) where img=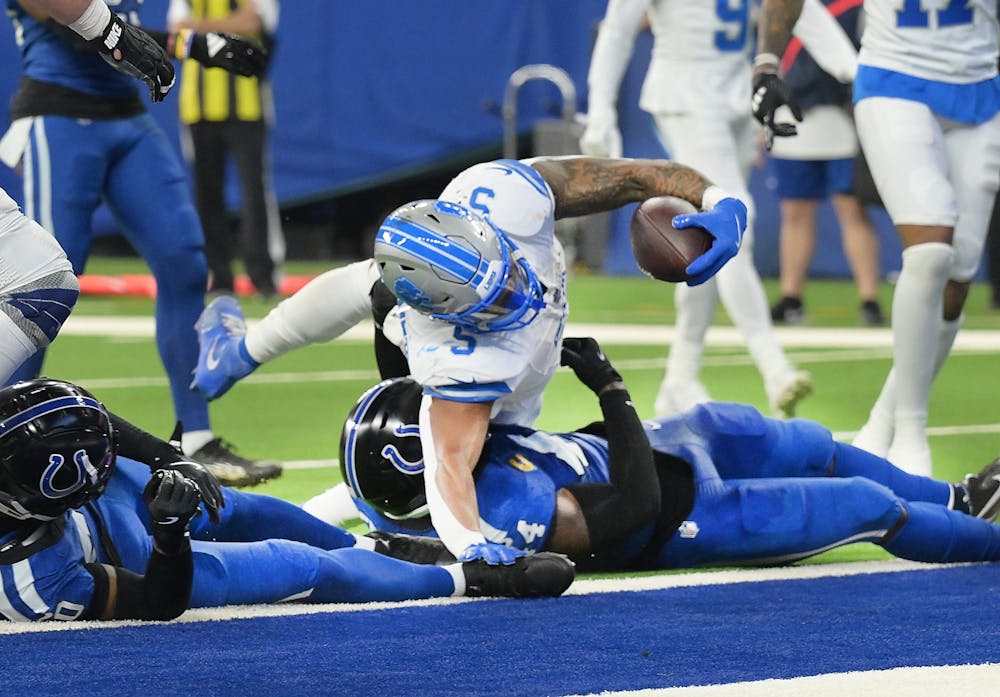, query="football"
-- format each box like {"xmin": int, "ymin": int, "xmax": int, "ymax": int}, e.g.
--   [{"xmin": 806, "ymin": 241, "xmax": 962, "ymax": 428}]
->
[{"xmin": 630, "ymin": 196, "xmax": 713, "ymax": 283}]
